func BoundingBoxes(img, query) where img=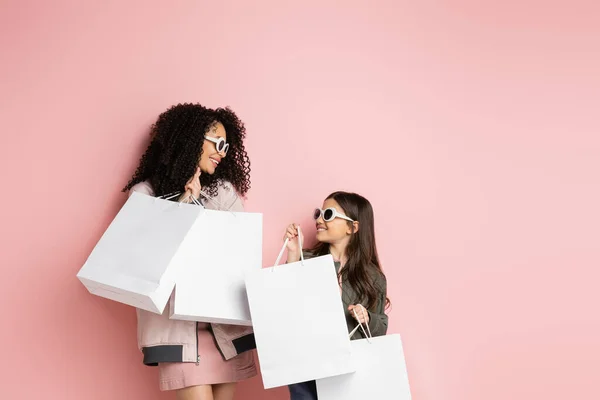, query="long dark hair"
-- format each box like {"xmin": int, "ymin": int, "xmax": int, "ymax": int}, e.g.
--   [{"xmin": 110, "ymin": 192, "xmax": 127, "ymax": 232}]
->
[
  {"xmin": 123, "ymin": 103, "xmax": 251, "ymax": 197},
  {"xmin": 310, "ymin": 191, "xmax": 390, "ymax": 311}
]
